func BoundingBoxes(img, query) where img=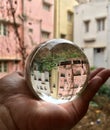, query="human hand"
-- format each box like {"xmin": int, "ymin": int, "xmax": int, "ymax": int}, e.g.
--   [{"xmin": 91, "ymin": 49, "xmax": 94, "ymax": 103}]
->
[{"xmin": 0, "ymin": 68, "xmax": 110, "ymax": 130}]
